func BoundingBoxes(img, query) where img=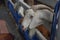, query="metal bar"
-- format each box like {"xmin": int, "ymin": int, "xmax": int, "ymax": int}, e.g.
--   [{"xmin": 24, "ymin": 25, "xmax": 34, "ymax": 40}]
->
[
  {"xmin": 35, "ymin": 29, "xmax": 47, "ymax": 40},
  {"xmin": 18, "ymin": 0, "xmax": 31, "ymax": 9}
]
